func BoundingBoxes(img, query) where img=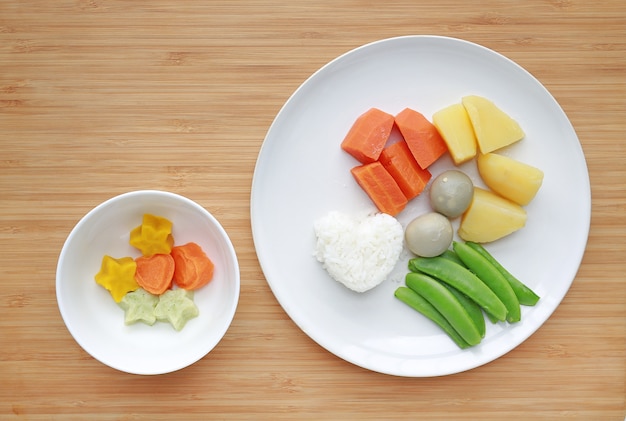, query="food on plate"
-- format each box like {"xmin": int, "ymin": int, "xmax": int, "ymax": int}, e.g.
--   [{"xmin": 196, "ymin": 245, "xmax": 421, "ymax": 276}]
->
[
  {"xmin": 439, "ymin": 279, "xmax": 486, "ymax": 338},
  {"xmin": 134, "ymin": 253, "xmax": 175, "ymax": 295},
  {"xmin": 341, "ymin": 108, "xmax": 395, "ymax": 164},
  {"xmin": 331, "ymin": 97, "xmax": 545, "ymax": 346},
  {"xmin": 432, "ymin": 103, "xmax": 477, "ymax": 165},
  {"xmin": 477, "ymin": 152, "xmax": 544, "ymax": 206},
  {"xmin": 129, "ymin": 213, "xmax": 175, "ymax": 257},
  {"xmin": 343, "ymin": 107, "xmax": 449, "ymax": 215},
  {"xmin": 118, "ymin": 288, "xmax": 159, "ymax": 326},
  {"xmin": 462, "ymin": 95, "xmax": 525, "ymax": 154},
  {"xmin": 350, "ymin": 161, "xmax": 408, "ymax": 216},
  {"xmin": 394, "ymin": 107, "xmax": 448, "ymax": 169},
  {"xmin": 94, "ymin": 255, "xmax": 139, "ymax": 303},
  {"xmin": 453, "ymin": 241, "xmax": 521, "ymax": 323},
  {"xmin": 404, "ymin": 212, "xmax": 453, "ymax": 257},
  {"xmin": 405, "ymin": 272, "xmax": 482, "ymax": 346},
  {"xmin": 458, "ymin": 187, "xmax": 527, "ymax": 243},
  {"xmin": 154, "ymin": 289, "xmax": 199, "ymax": 331},
  {"xmin": 379, "ymin": 140, "xmax": 432, "ymax": 201},
  {"xmin": 429, "ymin": 170, "xmax": 474, "ymax": 218},
  {"xmin": 400, "ymin": 241, "xmax": 539, "ymax": 348},
  {"xmin": 171, "ymin": 242, "xmax": 215, "ymax": 290},
  {"xmin": 313, "ymin": 211, "xmax": 403, "ymax": 293},
  {"xmin": 465, "ymin": 241, "xmax": 540, "ymax": 306},
  {"xmin": 439, "ymin": 249, "xmax": 465, "ymax": 266},
  {"xmin": 395, "ymin": 286, "xmax": 471, "ymax": 349},
  {"xmin": 409, "ymin": 255, "xmax": 508, "ymax": 322}
]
